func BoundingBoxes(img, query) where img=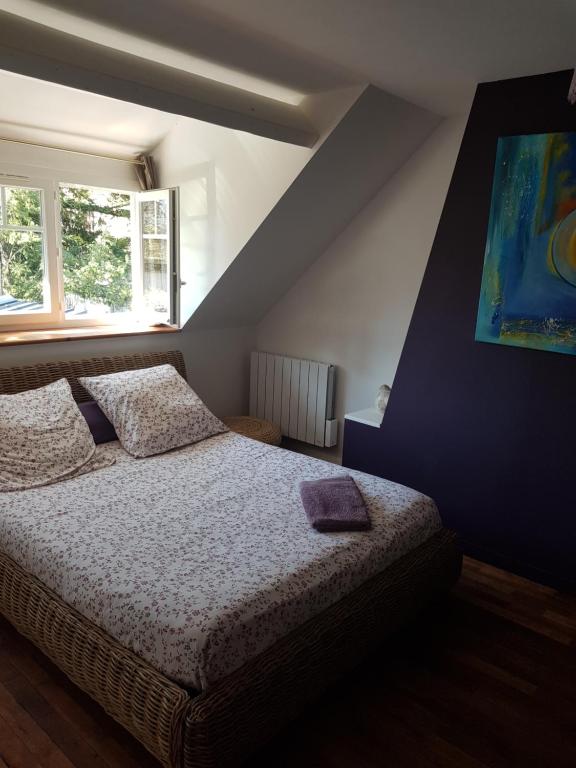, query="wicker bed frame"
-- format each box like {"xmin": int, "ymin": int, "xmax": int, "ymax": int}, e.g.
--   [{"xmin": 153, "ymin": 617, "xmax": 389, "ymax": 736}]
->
[{"xmin": 0, "ymin": 350, "xmax": 462, "ymax": 768}]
